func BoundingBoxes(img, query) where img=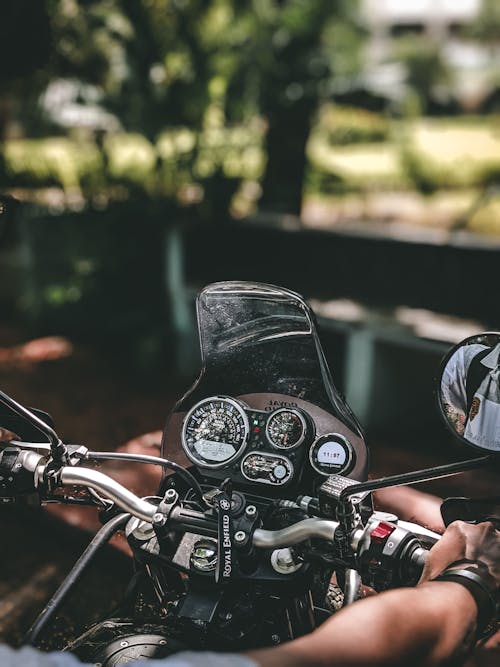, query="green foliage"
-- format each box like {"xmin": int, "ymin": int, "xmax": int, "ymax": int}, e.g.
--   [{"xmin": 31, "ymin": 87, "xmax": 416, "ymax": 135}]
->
[
  {"xmin": 399, "ymin": 148, "xmax": 439, "ymax": 195},
  {"xmin": 303, "ymin": 165, "xmax": 345, "ymax": 196},
  {"xmin": 466, "ymin": 0, "xmax": 500, "ymax": 45},
  {"xmin": 392, "ymin": 36, "xmax": 451, "ymax": 115},
  {"xmin": 314, "ymin": 105, "xmax": 389, "ymax": 146},
  {"xmin": 4, "ymin": 138, "xmax": 104, "ymax": 190},
  {"xmin": 19, "ymin": 0, "xmax": 362, "ymax": 214},
  {"xmin": 1, "ymin": 125, "xmax": 265, "ymax": 201}
]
